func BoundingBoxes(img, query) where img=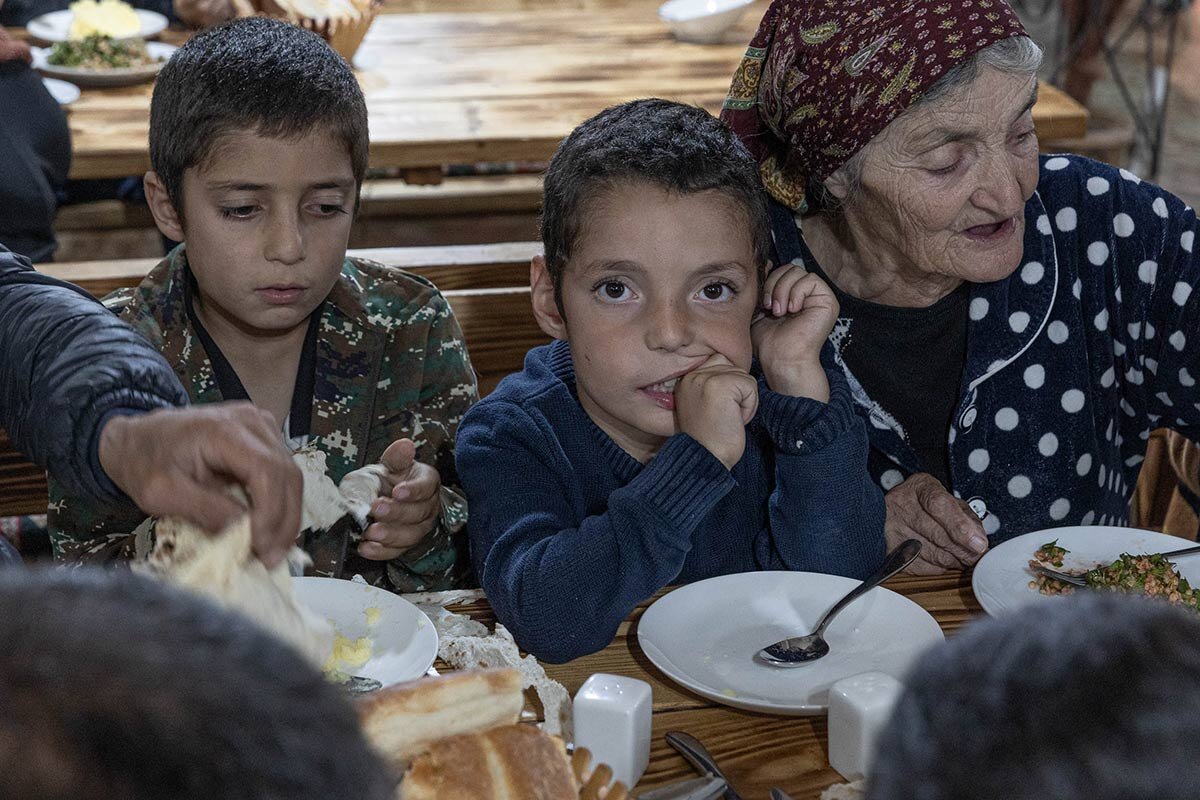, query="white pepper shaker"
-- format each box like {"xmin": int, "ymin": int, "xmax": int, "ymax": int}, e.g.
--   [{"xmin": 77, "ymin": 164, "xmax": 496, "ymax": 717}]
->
[
  {"xmin": 827, "ymin": 671, "xmax": 904, "ymax": 781},
  {"xmin": 572, "ymin": 673, "xmax": 652, "ymax": 789}
]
